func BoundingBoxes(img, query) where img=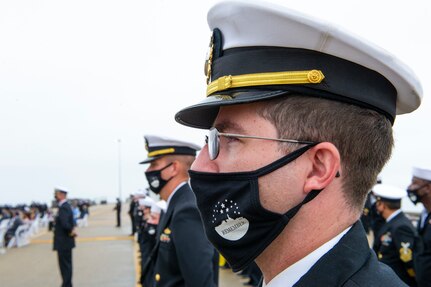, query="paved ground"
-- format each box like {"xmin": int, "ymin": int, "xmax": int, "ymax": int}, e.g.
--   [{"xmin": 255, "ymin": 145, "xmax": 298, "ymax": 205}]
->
[{"xmin": 0, "ymin": 203, "xmax": 246, "ymax": 287}]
